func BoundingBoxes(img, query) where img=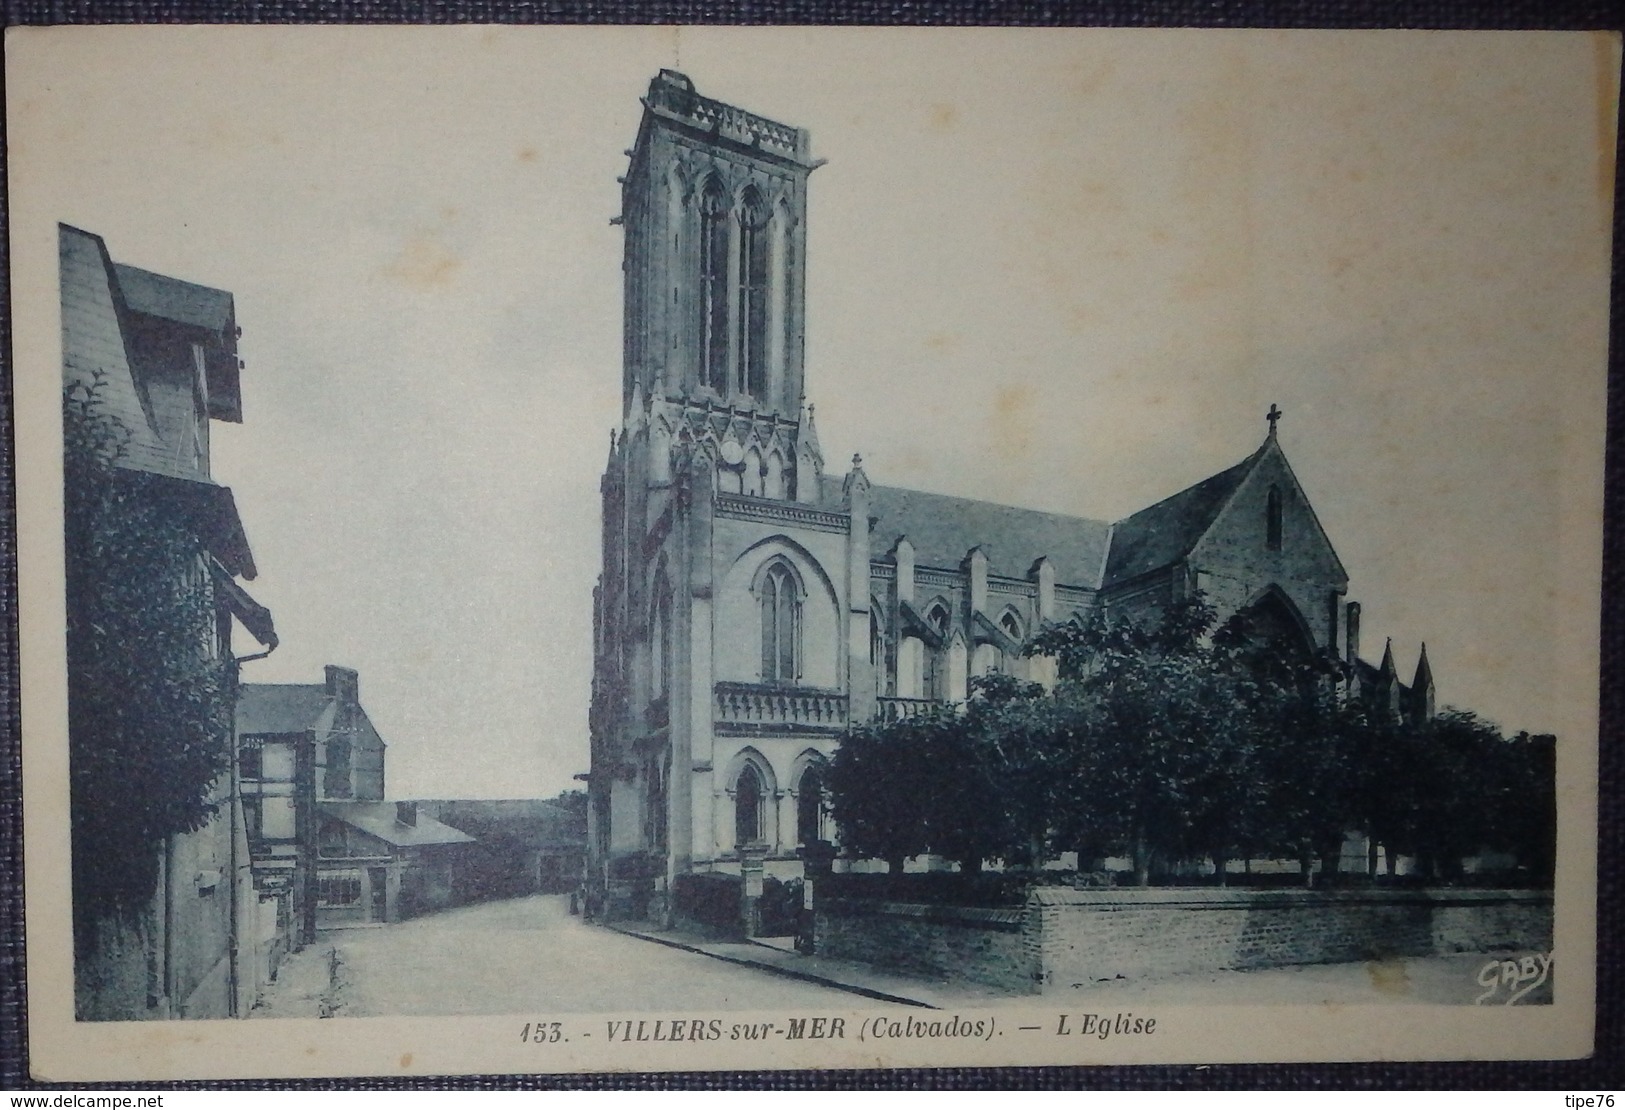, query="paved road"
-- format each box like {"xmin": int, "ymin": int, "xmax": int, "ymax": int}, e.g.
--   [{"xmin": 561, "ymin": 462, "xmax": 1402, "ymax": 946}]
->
[{"xmin": 256, "ymin": 894, "xmax": 856, "ymax": 1018}]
